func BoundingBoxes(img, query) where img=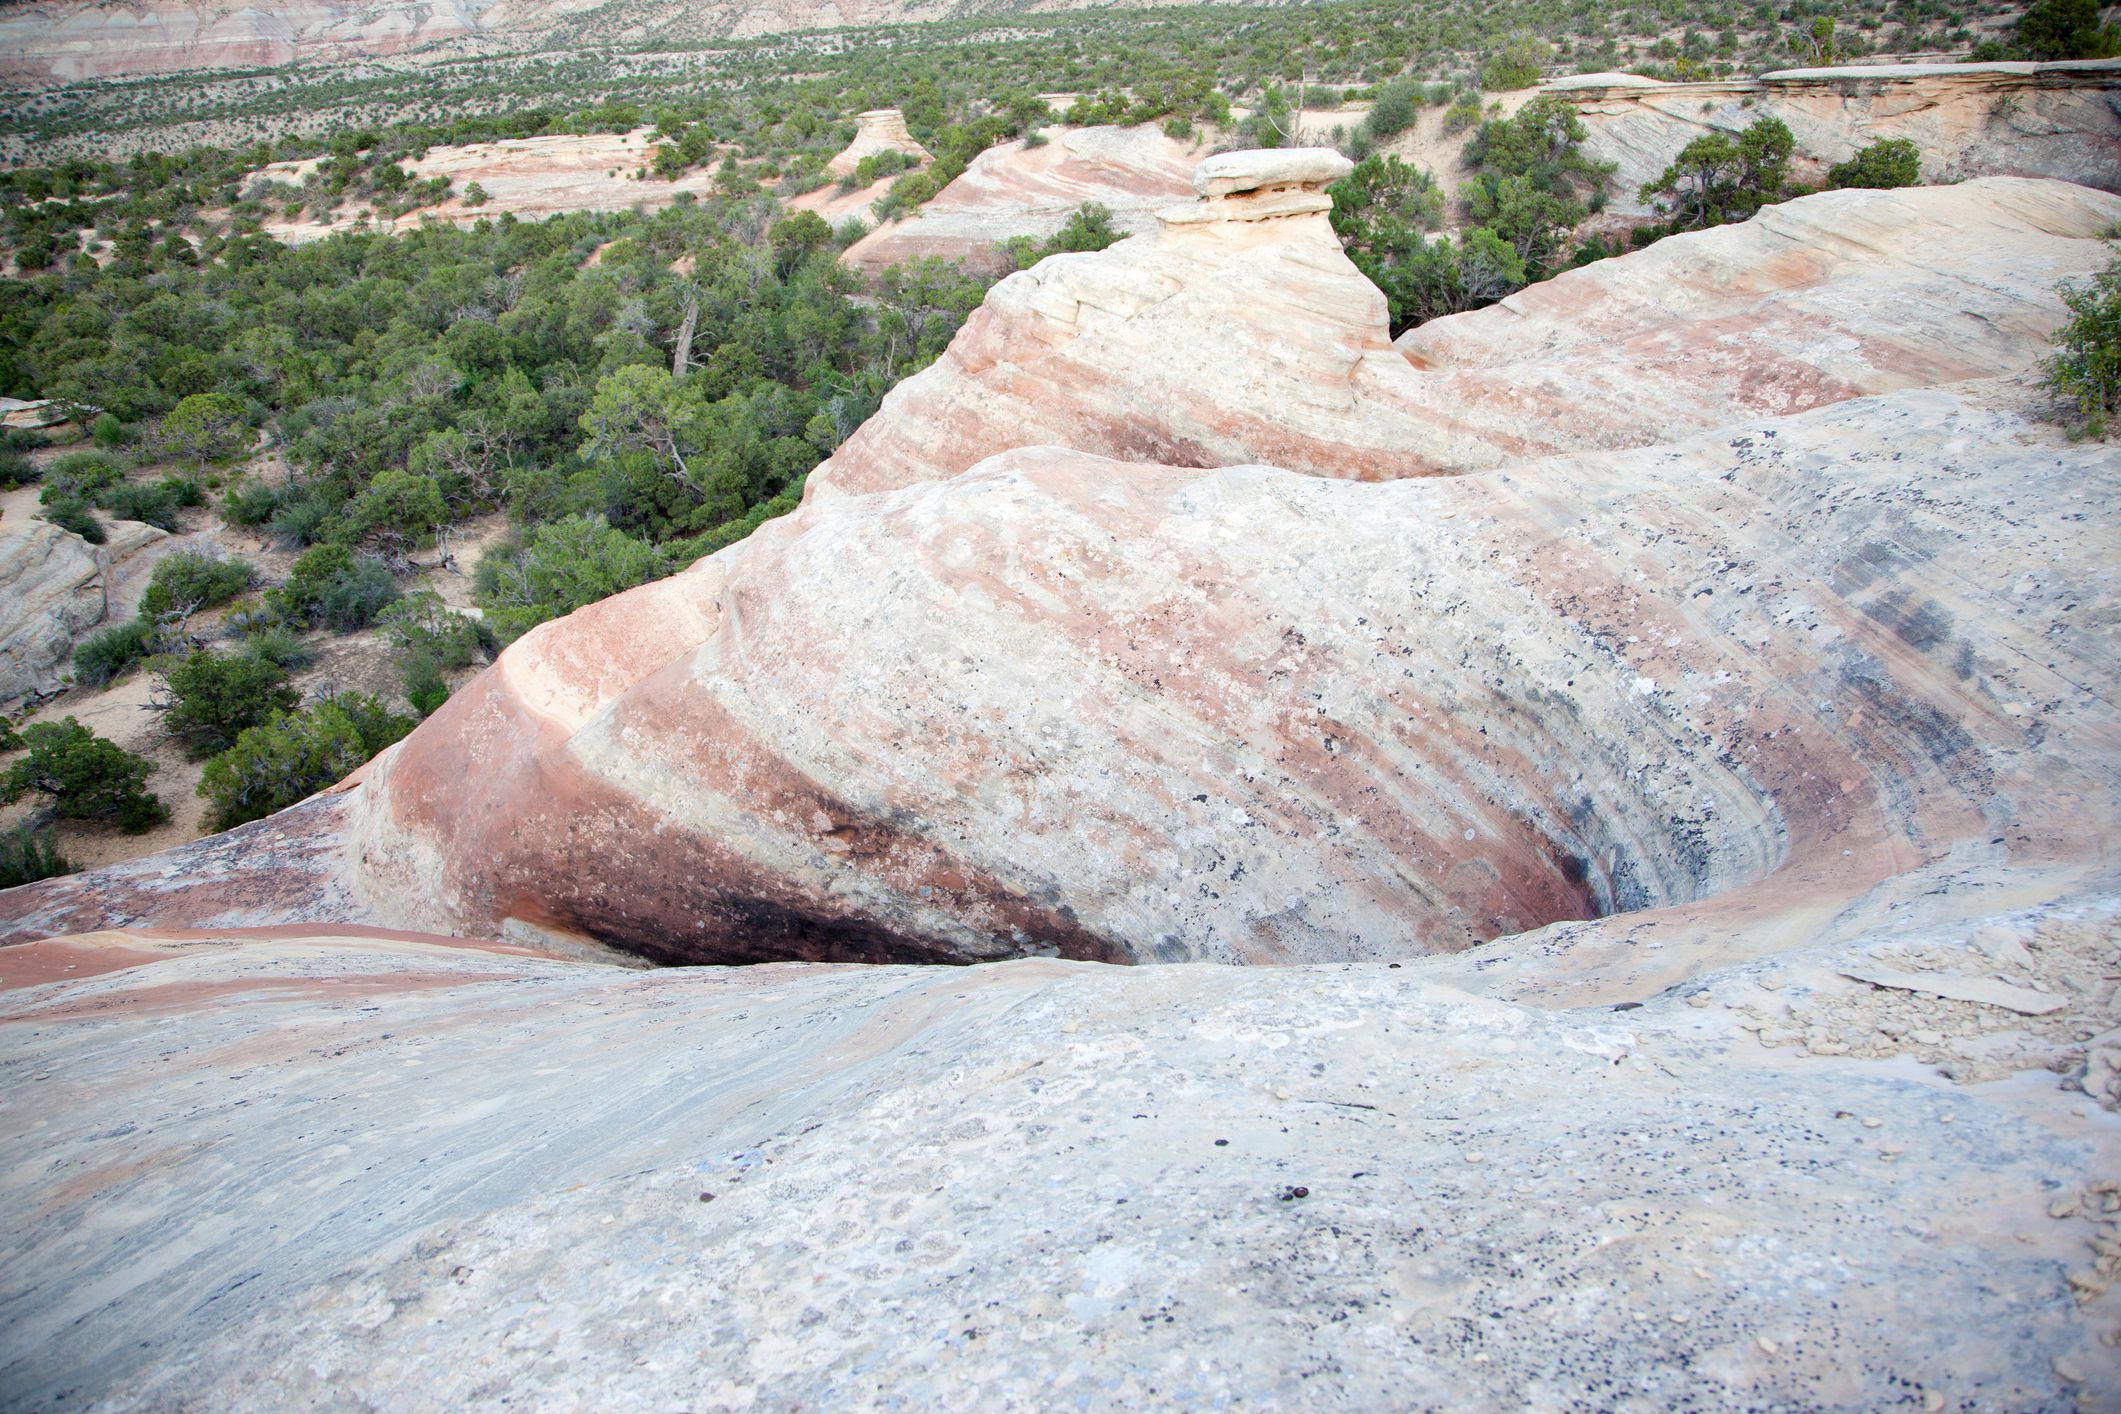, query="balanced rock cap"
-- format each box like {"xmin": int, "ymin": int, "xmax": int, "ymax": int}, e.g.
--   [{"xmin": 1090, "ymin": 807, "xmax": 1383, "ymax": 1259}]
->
[{"xmin": 1193, "ymin": 148, "xmax": 1355, "ymax": 198}]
